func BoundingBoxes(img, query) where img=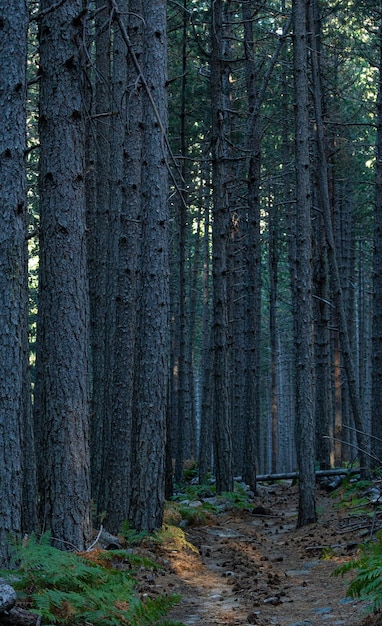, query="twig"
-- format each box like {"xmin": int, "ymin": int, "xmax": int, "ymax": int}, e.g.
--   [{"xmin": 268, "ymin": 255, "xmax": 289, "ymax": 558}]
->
[
  {"xmin": 86, "ymin": 525, "xmax": 104, "ymax": 552},
  {"xmin": 108, "ymin": 0, "xmax": 188, "ymax": 209},
  {"xmin": 30, "ymin": 0, "xmax": 69, "ymax": 22},
  {"xmin": 323, "ymin": 435, "xmax": 382, "ymax": 467},
  {"xmin": 343, "ymin": 424, "xmax": 382, "ymax": 445}
]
